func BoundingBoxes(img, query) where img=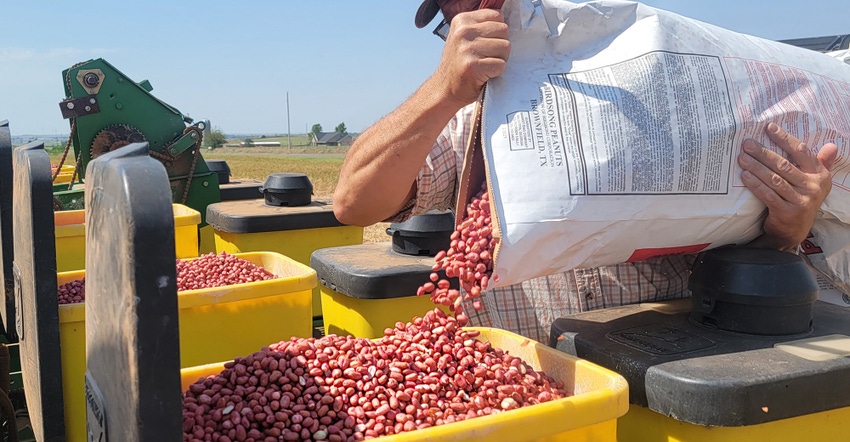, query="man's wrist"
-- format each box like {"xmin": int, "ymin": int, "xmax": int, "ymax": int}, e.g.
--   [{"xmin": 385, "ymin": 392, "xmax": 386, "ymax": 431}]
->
[{"xmin": 746, "ymin": 234, "xmax": 800, "ymax": 253}]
